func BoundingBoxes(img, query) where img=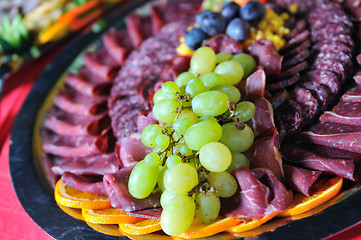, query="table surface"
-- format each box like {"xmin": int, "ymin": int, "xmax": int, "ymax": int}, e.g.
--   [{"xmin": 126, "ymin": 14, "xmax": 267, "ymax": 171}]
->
[{"xmin": 1, "ymin": 39, "xmax": 361, "ymax": 240}]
